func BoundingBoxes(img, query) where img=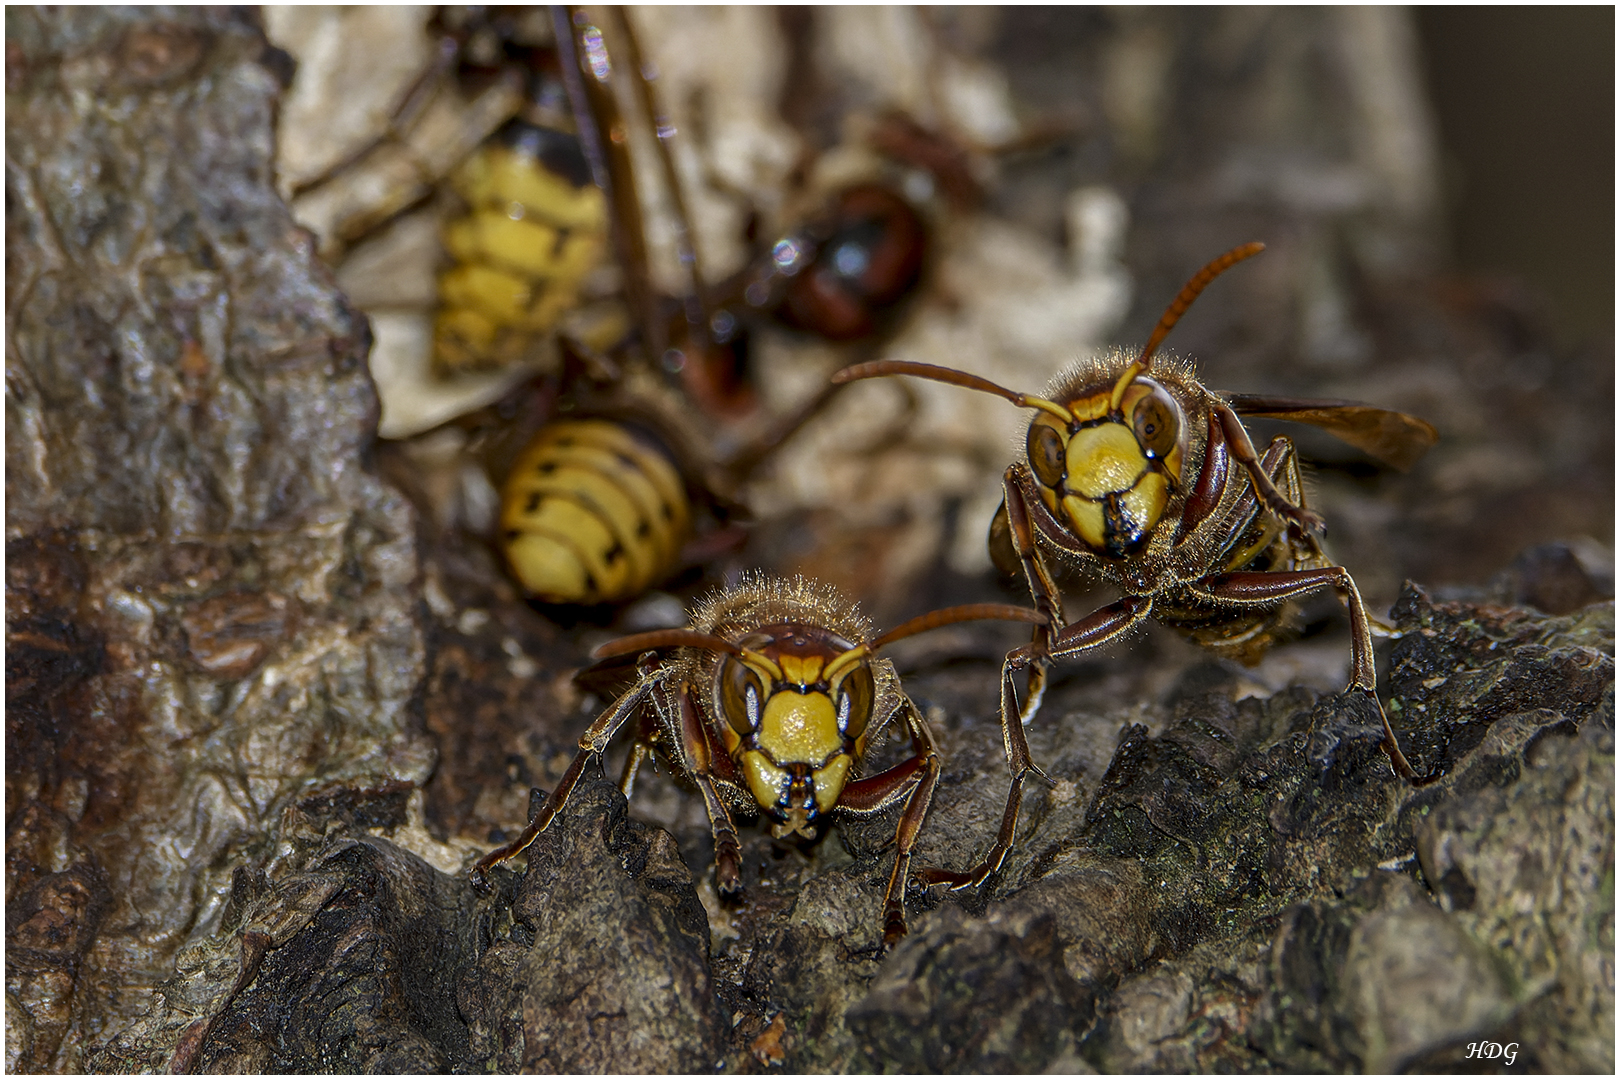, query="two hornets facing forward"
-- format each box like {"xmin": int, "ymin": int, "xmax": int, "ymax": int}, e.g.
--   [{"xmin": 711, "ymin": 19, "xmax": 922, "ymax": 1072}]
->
[{"xmin": 834, "ymin": 242, "xmax": 1440, "ymax": 887}]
